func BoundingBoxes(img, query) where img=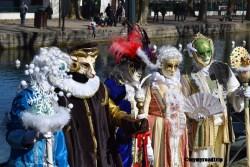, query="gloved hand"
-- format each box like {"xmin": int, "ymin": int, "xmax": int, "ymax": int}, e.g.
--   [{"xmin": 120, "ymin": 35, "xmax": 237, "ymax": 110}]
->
[
  {"xmin": 235, "ymin": 86, "xmax": 250, "ymax": 98},
  {"xmin": 121, "ymin": 117, "xmax": 149, "ymax": 135},
  {"xmin": 213, "ymin": 113, "xmax": 224, "ymax": 126},
  {"xmin": 147, "ymin": 137, "xmax": 154, "ymax": 166},
  {"xmin": 244, "ymin": 86, "xmax": 250, "ymax": 98},
  {"xmin": 135, "ymin": 87, "xmax": 145, "ymax": 102},
  {"xmin": 186, "ymin": 42, "xmax": 197, "ymax": 57},
  {"xmin": 22, "ymin": 130, "xmax": 43, "ymax": 148},
  {"xmin": 137, "ymin": 118, "xmax": 149, "ymax": 134}
]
